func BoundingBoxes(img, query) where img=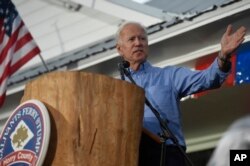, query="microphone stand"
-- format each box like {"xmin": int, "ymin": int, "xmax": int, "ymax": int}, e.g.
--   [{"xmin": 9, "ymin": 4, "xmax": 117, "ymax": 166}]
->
[
  {"xmin": 118, "ymin": 63, "xmax": 125, "ymax": 80},
  {"xmin": 118, "ymin": 61, "xmax": 194, "ymax": 166}
]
